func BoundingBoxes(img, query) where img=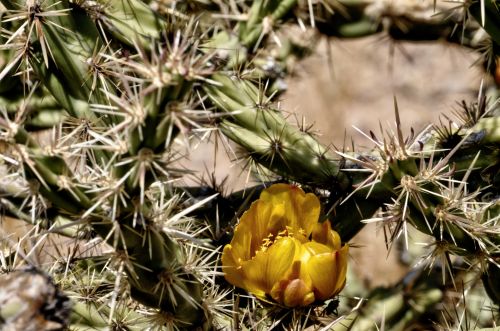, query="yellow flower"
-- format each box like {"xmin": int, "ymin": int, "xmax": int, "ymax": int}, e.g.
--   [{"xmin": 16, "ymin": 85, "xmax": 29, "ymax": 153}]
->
[{"xmin": 222, "ymin": 183, "xmax": 348, "ymax": 307}]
